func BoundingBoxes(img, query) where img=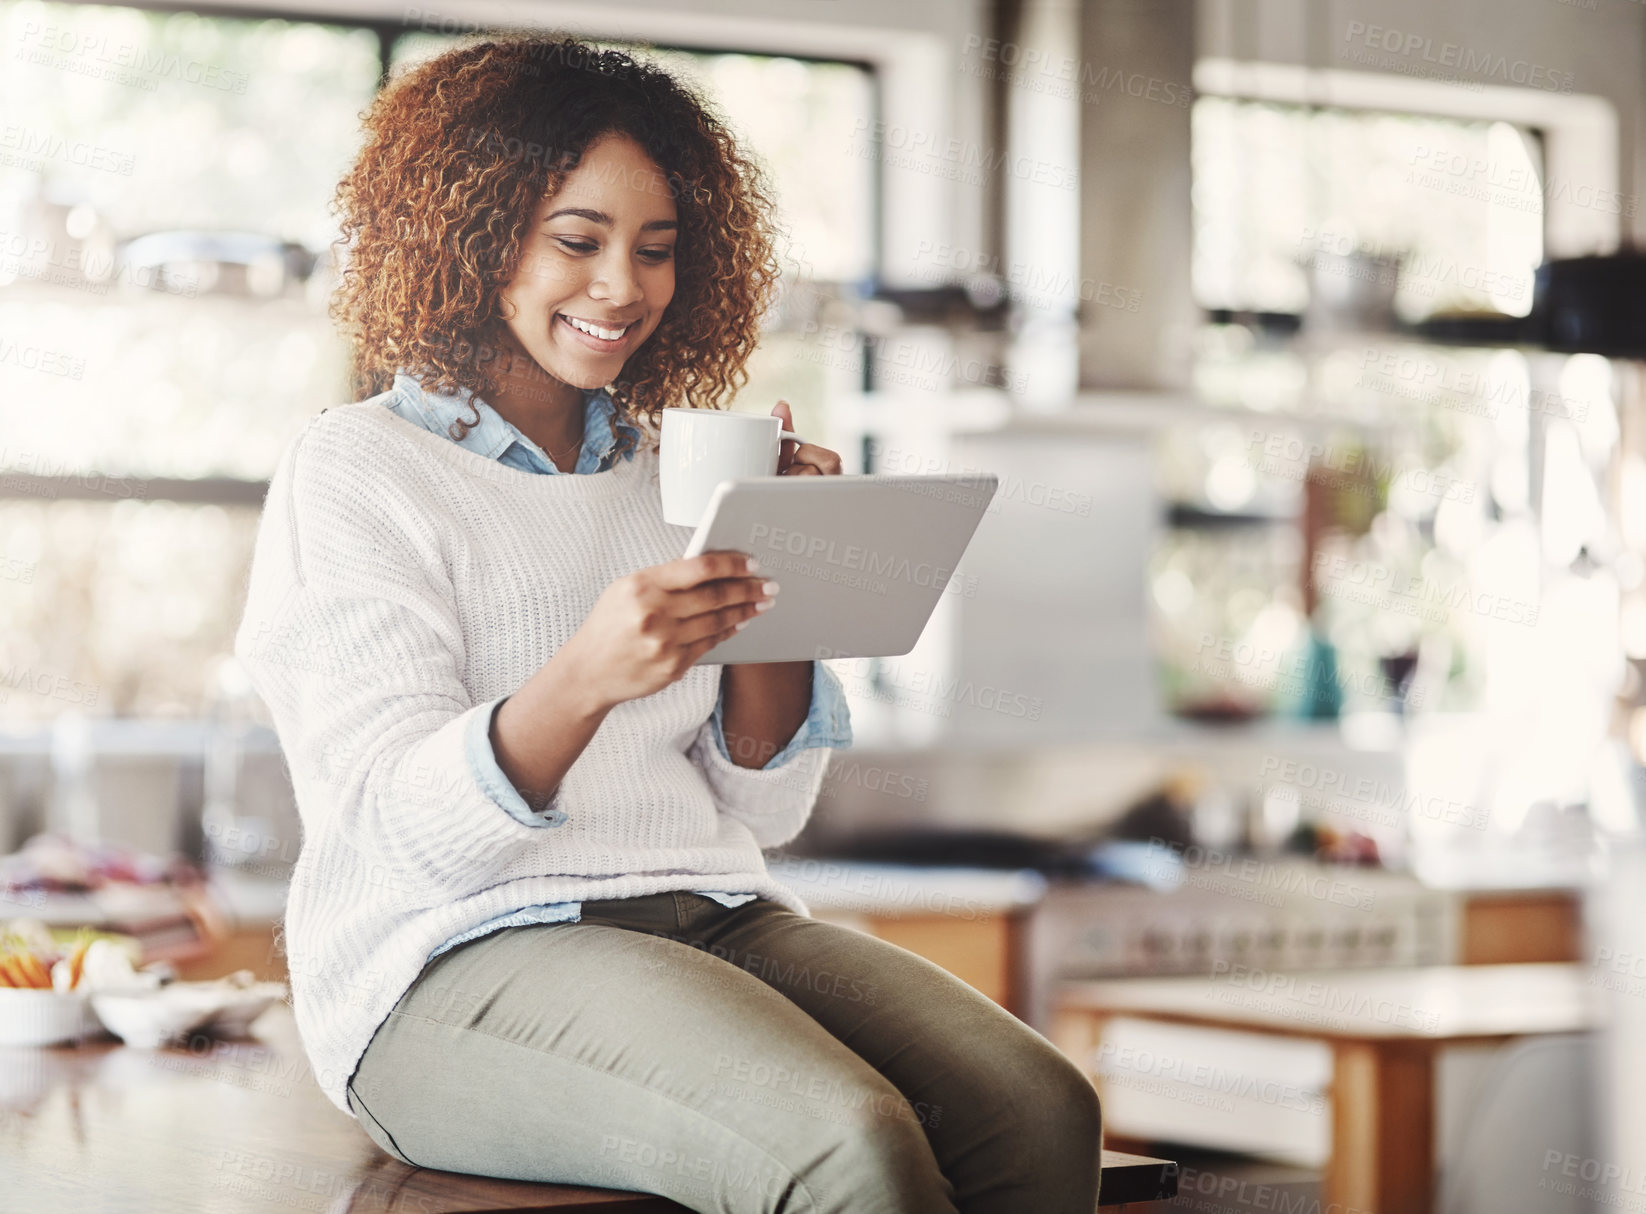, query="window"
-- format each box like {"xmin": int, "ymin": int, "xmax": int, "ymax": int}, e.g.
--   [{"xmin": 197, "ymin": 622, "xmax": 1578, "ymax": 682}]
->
[
  {"xmin": 1, "ymin": 3, "xmax": 381, "ymax": 718},
  {"xmin": 1160, "ymin": 95, "xmax": 1589, "ymax": 737},
  {"xmin": 1193, "ymin": 98, "xmax": 1544, "ymax": 320},
  {"xmin": 0, "ymin": 4, "xmax": 876, "ymax": 719}
]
